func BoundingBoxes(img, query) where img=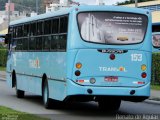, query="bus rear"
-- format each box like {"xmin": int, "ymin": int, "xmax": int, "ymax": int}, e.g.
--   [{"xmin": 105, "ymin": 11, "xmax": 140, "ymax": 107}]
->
[{"xmin": 66, "ymin": 6, "xmax": 152, "ymax": 110}]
